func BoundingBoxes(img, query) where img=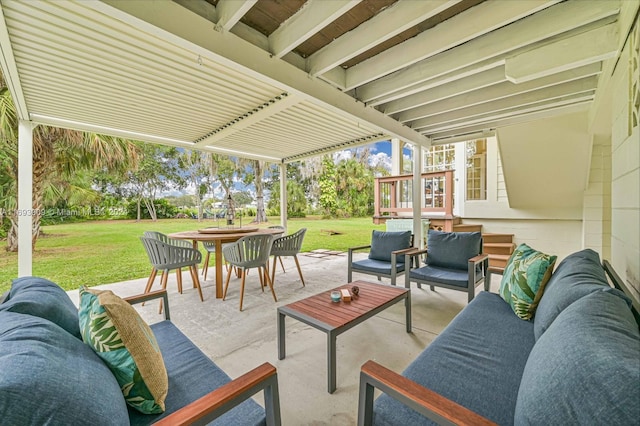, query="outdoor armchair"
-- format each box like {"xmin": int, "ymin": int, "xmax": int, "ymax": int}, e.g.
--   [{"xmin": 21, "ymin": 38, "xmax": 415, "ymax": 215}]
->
[
  {"xmin": 222, "ymin": 233, "xmax": 276, "ymax": 311},
  {"xmin": 405, "ymin": 230, "xmax": 489, "ymax": 303},
  {"xmin": 140, "ymin": 236, "xmax": 204, "ymax": 312},
  {"xmin": 270, "ymin": 228, "xmax": 307, "ymax": 286},
  {"xmin": 348, "ymin": 230, "xmax": 414, "ymax": 286}
]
